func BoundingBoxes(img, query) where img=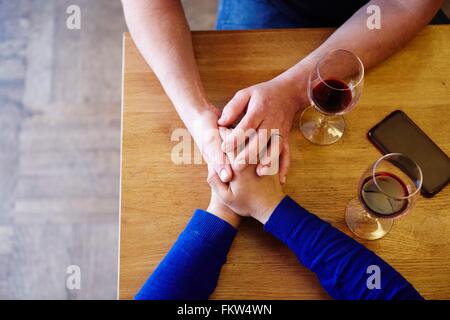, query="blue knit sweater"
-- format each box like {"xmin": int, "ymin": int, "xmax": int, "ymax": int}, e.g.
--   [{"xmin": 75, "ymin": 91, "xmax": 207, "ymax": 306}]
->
[{"xmin": 135, "ymin": 196, "xmax": 422, "ymax": 300}]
